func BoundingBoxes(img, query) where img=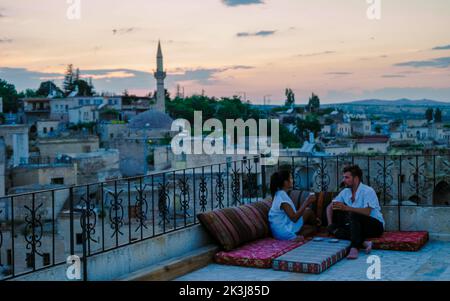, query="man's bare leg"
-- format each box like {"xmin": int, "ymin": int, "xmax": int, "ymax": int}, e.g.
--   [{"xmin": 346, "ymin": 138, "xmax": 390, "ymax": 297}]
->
[
  {"xmin": 347, "ymin": 247, "xmax": 359, "ymax": 259},
  {"xmin": 363, "ymin": 241, "xmax": 373, "ymax": 254}
]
